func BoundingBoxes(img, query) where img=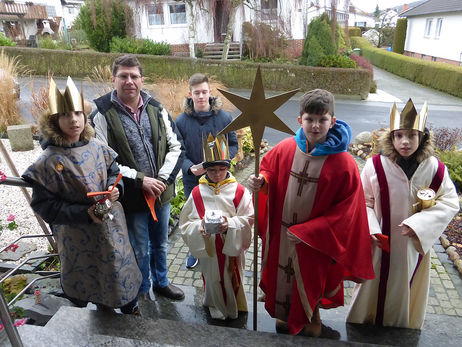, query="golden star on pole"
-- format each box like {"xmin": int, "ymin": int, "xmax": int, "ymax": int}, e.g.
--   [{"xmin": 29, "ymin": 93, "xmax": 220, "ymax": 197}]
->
[
  {"xmin": 217, "ymin": 66, "xmax": 299, "ymax": 331},
  {"xmin": 217, "ymin": 66, "xmax": 300, "ymax": 153}
]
